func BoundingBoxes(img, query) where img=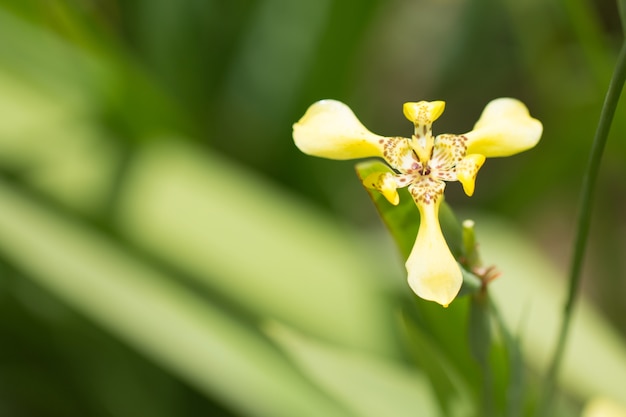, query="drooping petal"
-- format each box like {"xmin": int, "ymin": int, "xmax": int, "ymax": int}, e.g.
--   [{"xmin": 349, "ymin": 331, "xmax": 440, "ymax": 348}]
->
[
  {"xmin": 405, "ymin": 193, "xmax": 462, "ymax": 306},
  {"xmin": 456, "ymin": 153, "xmax": 486, "ymax": 196},
  {"xmin": 464, "ymin": 98, "xmax": 542, "ymax": 157},
  {"xmin": 362, "ymin": 171, "xmax": 401, "ymax": 205},
  {"xmin": 293, "ymin": 100, "xmax": 386, "ymax": 160}
]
